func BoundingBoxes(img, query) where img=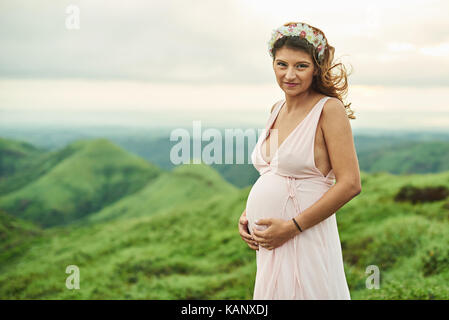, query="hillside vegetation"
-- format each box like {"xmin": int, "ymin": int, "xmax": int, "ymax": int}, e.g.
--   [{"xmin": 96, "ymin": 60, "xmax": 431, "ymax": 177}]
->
[
  {"xmin": 0, "ymin": 137, "xmax": 448, "ymax": 299},
  {"xmin": 0, "ymin": 139, "xmax": 161, "ymax": 227}
]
